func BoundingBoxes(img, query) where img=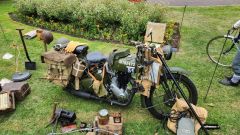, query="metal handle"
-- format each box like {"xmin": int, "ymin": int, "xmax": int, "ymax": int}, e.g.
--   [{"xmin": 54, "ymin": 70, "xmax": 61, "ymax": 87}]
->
[{"xmin": 16, "ymin": 29, "xmax": 32, "ymax": 62}]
